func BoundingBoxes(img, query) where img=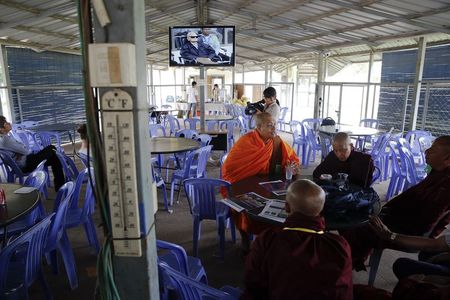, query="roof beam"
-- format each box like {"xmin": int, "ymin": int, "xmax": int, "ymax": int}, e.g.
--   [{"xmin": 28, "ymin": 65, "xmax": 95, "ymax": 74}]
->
[
  {"xmin": 325, "ymin": 0, "xmax": 450, "ymax": 34},
  {"xmin": 237, "ymin": 44, "xmax": 290, "ymax": 58},
  {"xmin": 0, "ymin": 1, "xmax": 75, "ymax": 33},
  {"xmin": 0, "ymin": 37, "xmax": 79, "ymax": 55}
]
